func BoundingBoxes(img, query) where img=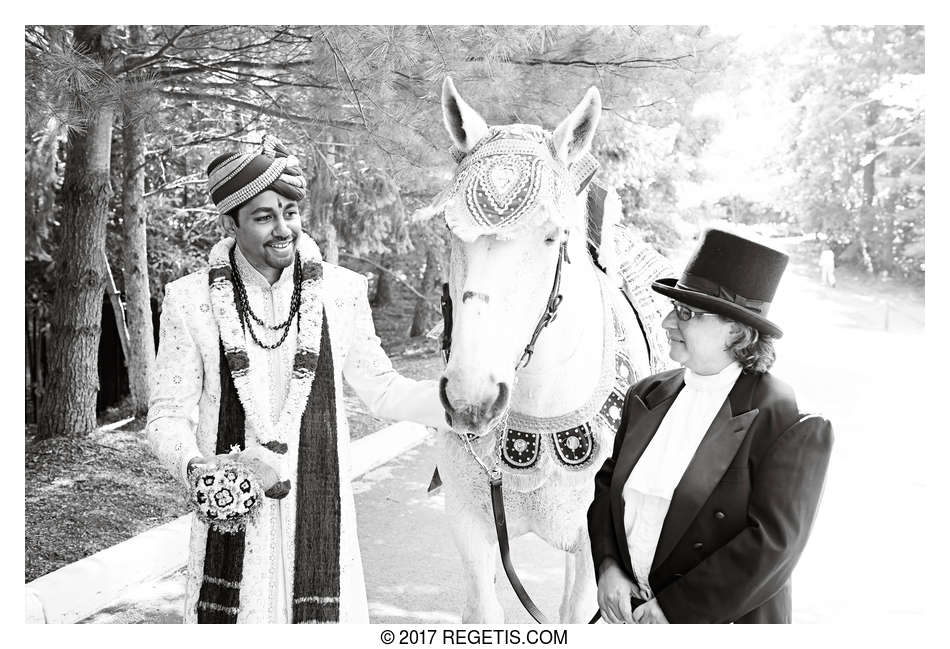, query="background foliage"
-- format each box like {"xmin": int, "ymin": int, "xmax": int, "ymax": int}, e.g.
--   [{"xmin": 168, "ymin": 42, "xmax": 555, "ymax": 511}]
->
[{"xmin": 23, "ymin": 25, "xmax": 925, "ymax": 438}]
